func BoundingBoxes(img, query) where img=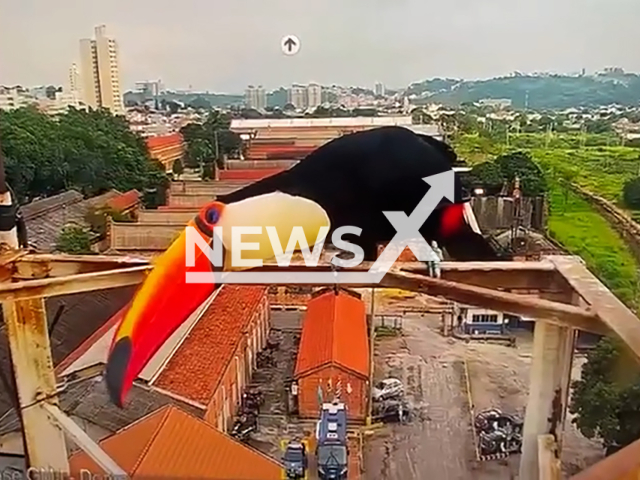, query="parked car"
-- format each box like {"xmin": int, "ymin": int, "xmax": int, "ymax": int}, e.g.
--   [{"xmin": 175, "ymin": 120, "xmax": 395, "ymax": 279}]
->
[
  {"xmin": 372, "ymin": 378, "xmax": 404, "ymax": 401},
  {"xmin": 283, "ymin": 440, "xmax": 308, "ymax": 479}
]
